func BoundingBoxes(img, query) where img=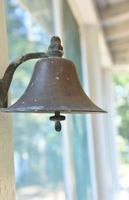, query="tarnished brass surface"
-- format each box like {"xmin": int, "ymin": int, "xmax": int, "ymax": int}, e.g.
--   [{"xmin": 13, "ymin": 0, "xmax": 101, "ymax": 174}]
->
[
  {"xmin": 2, "ymin": 57, "xmax": 105, "ymax": 113},
  {"xmin": 0, "ymin": 36, "xmax": 106, "ymax": 131}
]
